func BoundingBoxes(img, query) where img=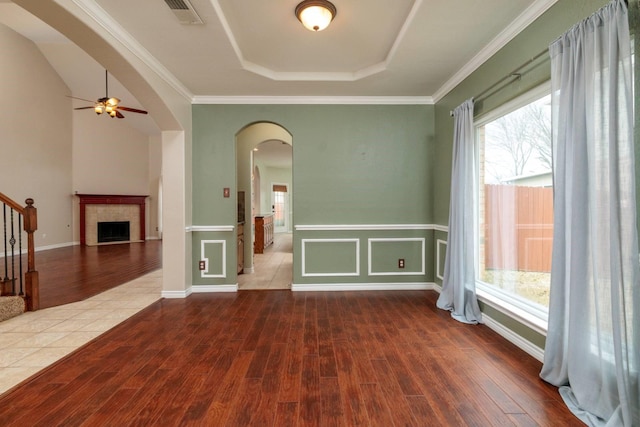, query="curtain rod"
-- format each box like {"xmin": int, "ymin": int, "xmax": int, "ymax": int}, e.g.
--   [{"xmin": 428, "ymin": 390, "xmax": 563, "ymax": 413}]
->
[{"xmin": 449, "ymin": 49, "xmax": 549, "ymax": 116}]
